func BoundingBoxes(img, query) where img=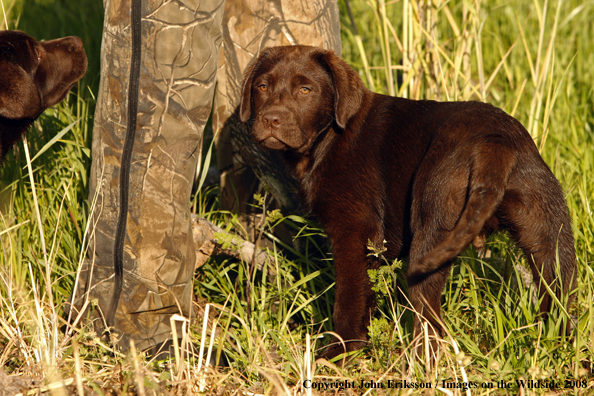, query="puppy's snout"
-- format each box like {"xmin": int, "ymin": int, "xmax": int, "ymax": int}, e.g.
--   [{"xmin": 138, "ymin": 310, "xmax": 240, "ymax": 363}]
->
[
  {"xmin": 262, "ymin": 111, "xmax": 283, "ymax": 129},
  {"xmin": 66, "ymin": 37, "xmax": 84, "ymax": 52},
  {"xmin": 42, "ymin": 36, "xmax": 86, "ymax": 56}
]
